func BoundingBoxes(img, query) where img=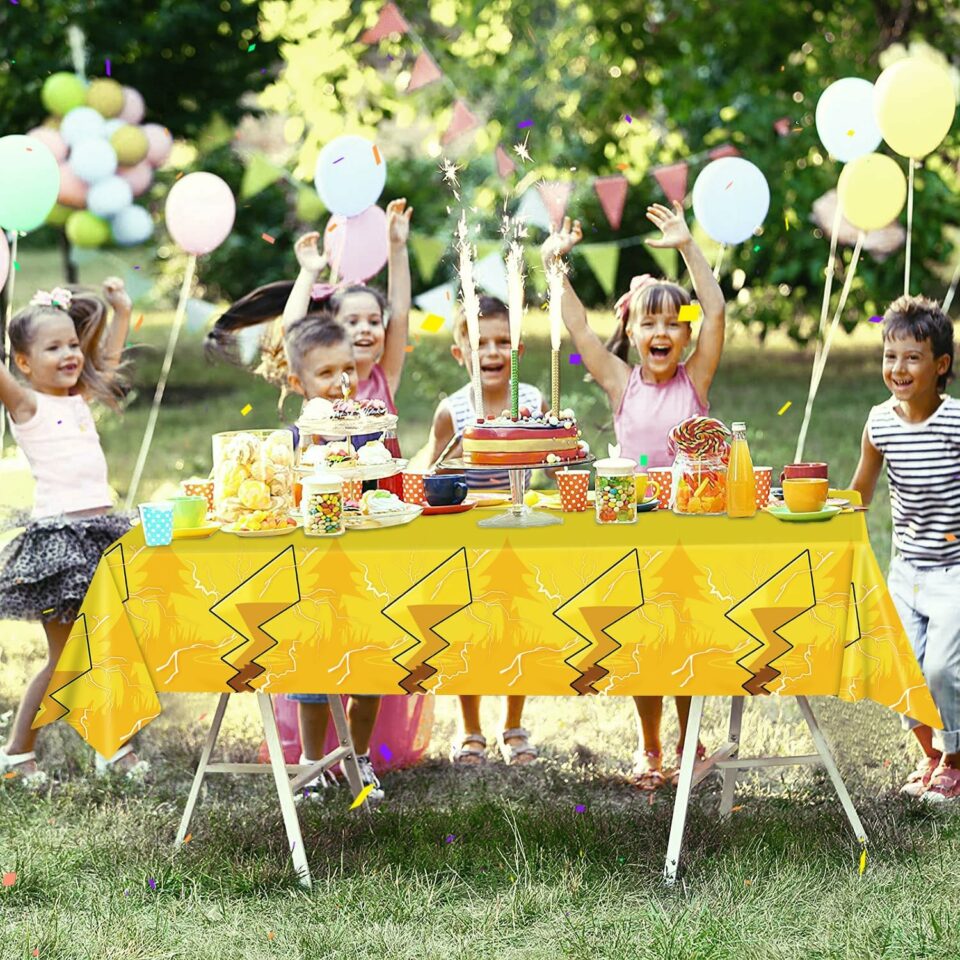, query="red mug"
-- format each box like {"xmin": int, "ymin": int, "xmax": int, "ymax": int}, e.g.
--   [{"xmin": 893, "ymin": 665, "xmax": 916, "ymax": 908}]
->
[{"xmin": 780, "ymin": 462, "xmax": 828, "ymax": 484}]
